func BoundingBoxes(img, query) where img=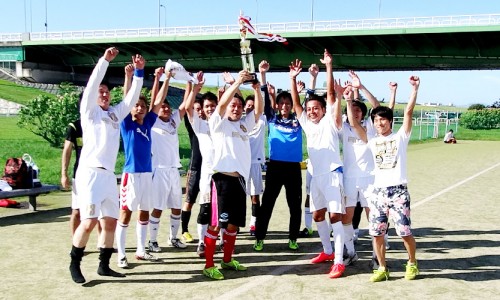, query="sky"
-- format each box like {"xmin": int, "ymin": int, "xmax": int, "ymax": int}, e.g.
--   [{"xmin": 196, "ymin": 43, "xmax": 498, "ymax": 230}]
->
[{"xmin": 1, "ymin": 0, "xmax": 500, "ymax": 107}]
